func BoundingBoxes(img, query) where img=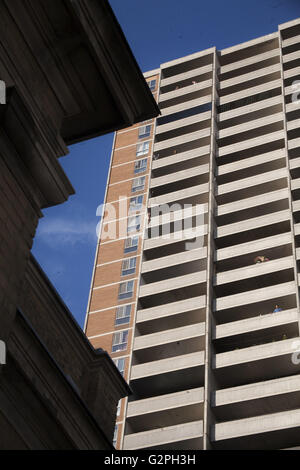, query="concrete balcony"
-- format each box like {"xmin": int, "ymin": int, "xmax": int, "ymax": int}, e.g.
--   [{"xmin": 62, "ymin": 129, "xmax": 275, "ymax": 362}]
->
[
  {"xmin": 217, "ymin": 149, "xmax": 285, "ymax": 178},
  {"xmin": 134, "ymin": 322, "xmax": 205, "ymax": 352},
  {"xmin": 291, "ymin": 178, "xmax": 300, "ymax": 191},
  {"xmin": 149, "ymin": 182, "xmax": 209, "ymax": 207},
  {"xmin": 214, "ymin": 309, "xmax": 298, "ymax": 342},
  {"xmin": 142, "ymin": 246, "xmax": 207, "ymax": 274},
  {"xmin": 218, "ymin": 79, "xmax": 281, "ymax": 107},
  {"xmin": 215, "ymin": 209, "xmax": 290, "ymax": 239},
  {"xmin": 125, "ymin": 387, "xmax": 204, "ymax": 440},
  {"xmin": 148, "ymin": 203, "xmax": 208, "ymax": 233},
  {"xmin": 156, "ymin": 111, "xmax": 211, "ymax": 137},
  {"xmin": 289, "ymin": 156, "xmax": 300, "ymax": 170},
  {"xmin": 219, "ymin": 48, "xmax": 279, "ymax": 75},
  {"xmin": 213, "ymin": 374, "xmax": 300, "ymax": 421},
  {"xmin": 282, "ymin": 34, "xmax": 300, "ymax": 48},
  {"xmin": 218, "ymin": 112, "xmax": 283, "ymax": 140},
  {"xmin": 284, "ymin": 64, "xmax": 300, "ymax": 80},
  {"xmin": 216, "ymin": 232, "xmax": 292, "ymax": 264},
  {"xmin": 294, "ymin": 223, "xmax": 300, "ymax": 236},
  {"xmin": 139, "ymin": 271, "xmax": 207, "ymax": 298},
  {"xmin": 152, "ymin": 146, "xmax": 210, "ymax": 174},
  {"xmin": 161, "ymin": 49, "xmax": 213, "ymax": 77},
  {"xmin": 144, "ymin": 224, "xmax": 208, "ymax": 252},
  {"xmin": 161, "ymin": 95, "xmax": 212, "ymax": 118},
  {"xmin": 286, "ymin": 102, "xmax": 300, "ymax": 114},
  {"xmin": 123, "ymin": 420, "xmax": 203, "ymax": 450},
  {"xmin": 127, "ymin": 387, "xmax": 204, "ymax": 419},
  {"xmin": 151, "ymin": 164, "xmax": 209, "ymax": 189},
  {"xmin": 154, "ymin": 128, "xmax": 210, "ymax": 153},
  {"xmin": 218, "ymin": 130, "xmax": 285, "ymax": 157},
  {"xmin": 213, "ymin": 409, "xmax": 300, "ymax": 450},
  {"xmin": 218, "ymin": 95, "xmax": 282, "ymax": 124},
  {"xmin": 217, "ymin": 167, "xmax": 287, "ymax": 197},
  {"xmin": 292, "ymin": 200, "xmax": 300, "ymax": 214},
  {"xmin": 283, "ymin": 50, "xmax": 300, "ymax": 64},
  {"xmin": 160, "ymin": 63, "xmax": 213, "ymax": 87},
  {"xmin": 214, "ymin": 338, "xmax": 300, "ymax": 389},
  {"xmin": 220, "ymin": 63, "xmax": 281, "ymax": 91},
  {"xmin": 136, "ymin": 296, "xmax": 206, "ymax": 334},
  {"xmin": 130, "ymin": 351, "xmax": 205, "ymax": 398},
  {"xmin": 215, "ymin": 281, "xmax": 296, "ymax": 319},
  {"xmin": 131, "ymin": 350, "xmax": 205, "ymax": 380},
  {"xmin": 216, "ymin": 188, "xmax": 288, "ymax": 218},
  {"xmin": 159, "ymin": 79, "xmax": 212, "ymax": 104},
  {"xmin": 215, "ymin": 256, "xmax": 294, "ymax": 287},
  {"xmin": 287, "ymin": 118, "xmax": 300, "ymax": 132}
]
